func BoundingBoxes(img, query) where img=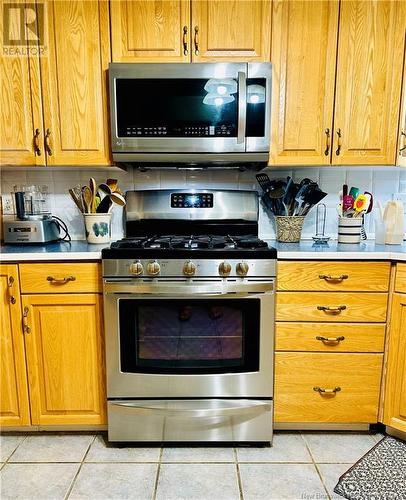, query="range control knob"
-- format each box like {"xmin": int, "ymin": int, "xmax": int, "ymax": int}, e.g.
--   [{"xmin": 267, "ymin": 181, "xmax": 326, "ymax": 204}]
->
[
  {"xmin": 129, "ymin": 261, "xmax": 143, "ymax": 276},
  {"xmin": 218, "ymin": 261, "xmax": 232, "ymax": 276},
  {"xmin": 236, "ymin": 262, "xmax": 249, "ymax": 276},
  {"xmin": 146, "ymin": 260, "xmax": 160, "ymax": 276},
  {"xmin": 183, "ymin": 260, "xmax": 196, "ymax": 276}
]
